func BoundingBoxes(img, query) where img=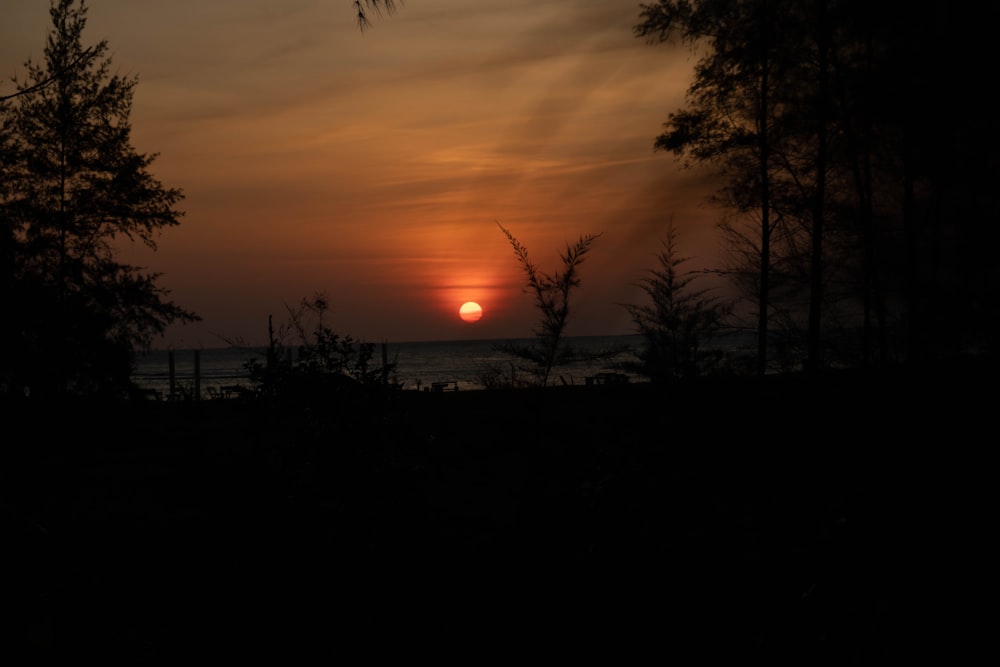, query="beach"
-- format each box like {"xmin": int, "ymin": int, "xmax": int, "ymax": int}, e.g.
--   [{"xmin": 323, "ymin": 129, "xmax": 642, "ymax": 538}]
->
[{"xmin": 3, "ymin": 360, "xmax": 989, "ymax": 660}]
